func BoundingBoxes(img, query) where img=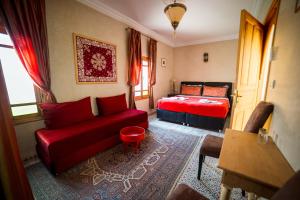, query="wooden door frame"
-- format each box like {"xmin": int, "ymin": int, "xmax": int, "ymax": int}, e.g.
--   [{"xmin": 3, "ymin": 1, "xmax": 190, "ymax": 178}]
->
[
  {"xmin": 0, "ymin": 61, "xmax": 34, "ymax": 199},
  {"xmin": 230, "ymin": 0, "xmax": 280, "ymax": 128},
  {"xmin": 229, "ymin": 9, "xmax": 264, "ymax": 128},
  {"xmin": 264, "ymin": 0, "xmax": 281, "ymax": 26},
  {"xmin": 259, "ymin": 0, "xmax": 281, "ymax": 100}
]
